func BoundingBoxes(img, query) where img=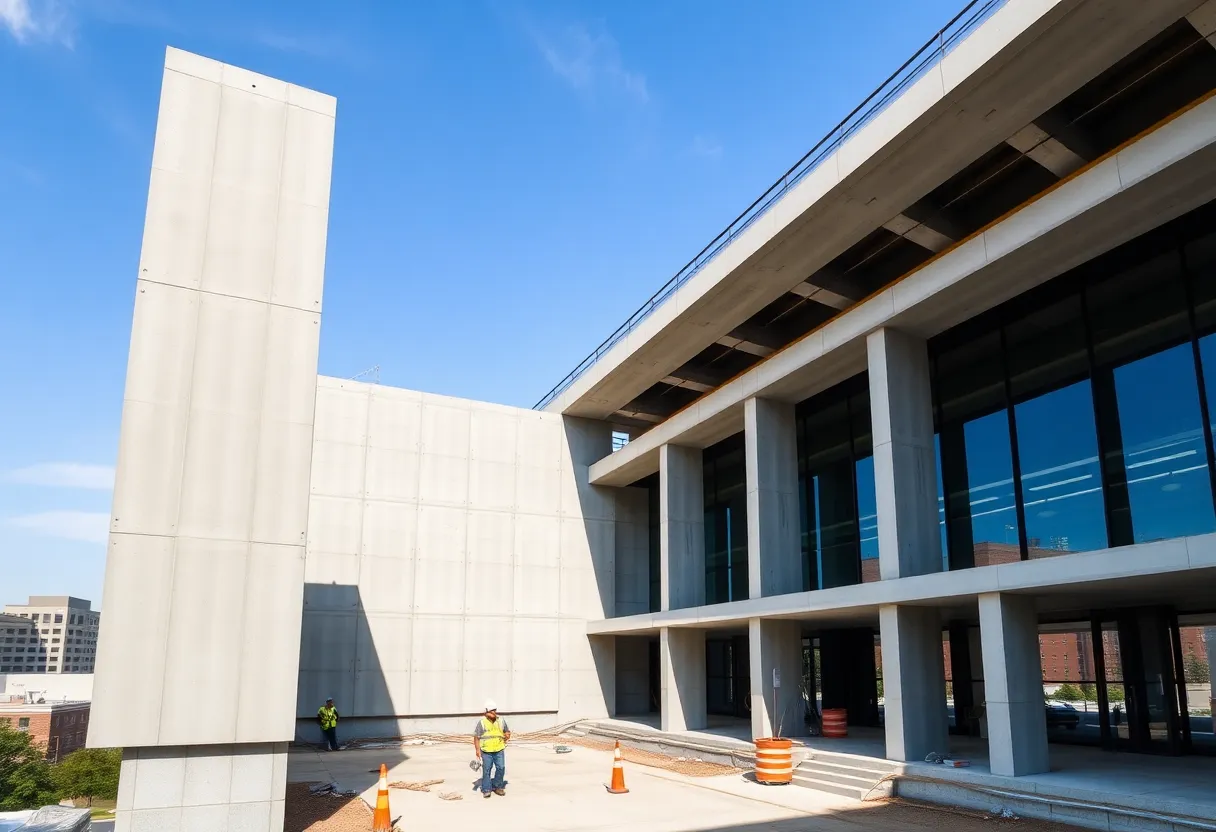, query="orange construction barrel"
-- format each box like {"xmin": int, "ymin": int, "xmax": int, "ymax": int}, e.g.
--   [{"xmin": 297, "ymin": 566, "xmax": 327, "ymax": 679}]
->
[
  {"xmin": 754, "ymin": 737, "xmax": 794, "ymax": 785},
  {"xmin": 822, "ymin": 708, "xmax": 848, "ymax": 738}
]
